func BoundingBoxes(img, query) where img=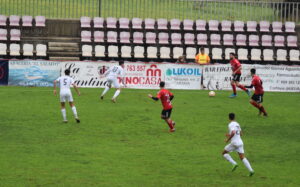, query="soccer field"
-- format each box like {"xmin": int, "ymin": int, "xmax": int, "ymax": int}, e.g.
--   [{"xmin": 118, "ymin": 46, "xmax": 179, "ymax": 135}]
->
[{"xmin": 0, "ymin": 86, "xmax": 299, "ymax": 186}]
